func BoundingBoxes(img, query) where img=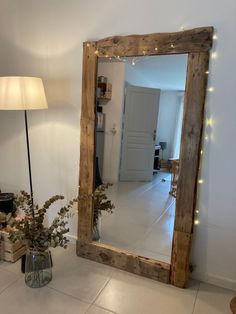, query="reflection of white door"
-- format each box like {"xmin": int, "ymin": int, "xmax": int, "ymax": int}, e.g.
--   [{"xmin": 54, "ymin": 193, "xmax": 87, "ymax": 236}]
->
[{"xmin": 120, "ymin": 86, "xmax": 160, "ymax": 181}]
